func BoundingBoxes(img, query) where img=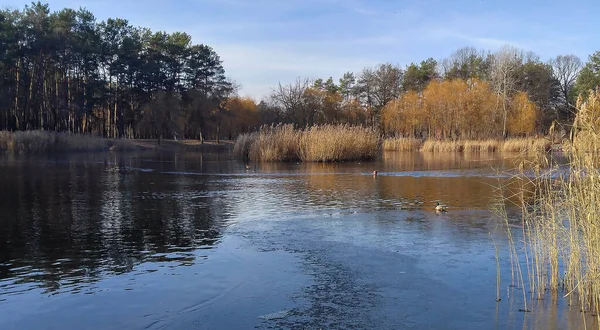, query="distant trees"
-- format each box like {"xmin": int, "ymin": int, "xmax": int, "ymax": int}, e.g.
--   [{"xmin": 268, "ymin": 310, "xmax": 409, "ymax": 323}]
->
[
  {"xmin": 356, "ymin": 64, "xmax": 403, "ymax": 127},
  {"xmin": 575, "ymin": 51, "xmax": 600, "ymax": 102},
  {"xmin": 221, "ymin": 96, "xmax": 259, "ymax": 140},
  {"xmin": 441, "ymin": 47, "xmax": 491, "ymax": 81},
  {"xmin": 382, "ymin": 79, "xmax": 539, "ymax": 139},
  {"xmin": 402, "ymin": 58, "xmax": 439, "ymax": 92},
  {"xmin": 0, "ymin": 2, "xmax": 233, "ymax": 141},
  {"xmin": 2, "ymin": 3, "xmax": 600, "ymax": 142},
  {"xmin": 261, "ymin": 44, "xmax": 597, "ymax": 141},
  {"xmin": 550, "ymin": 55, "xmax": 582, "ymax": 121},
  {"xmin": 508, "ymin": 92, "xmax": 539, "ymax": 136},
  {"xmin": 384, "ymin": 79, "xmax": 499, "ymax": 139}
]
